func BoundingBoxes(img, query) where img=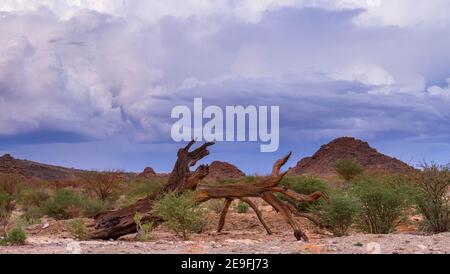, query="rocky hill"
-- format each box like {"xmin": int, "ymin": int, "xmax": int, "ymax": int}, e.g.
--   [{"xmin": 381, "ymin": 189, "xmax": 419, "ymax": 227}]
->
[
  {"xmin": 289, "ymin": 137, "xmax": 414, "ymax": 177},
  {"xmin": 0, "ymin": 154, "xmax": 84, "ymax": 181},
  {"xmin": 205, "ymin": 161, "xmax": 246, "ymax": 181},
  {"xmin": 137, "ymin": 167, "xmax": 157, "ymax": 179}
]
